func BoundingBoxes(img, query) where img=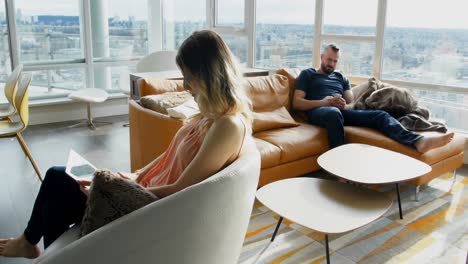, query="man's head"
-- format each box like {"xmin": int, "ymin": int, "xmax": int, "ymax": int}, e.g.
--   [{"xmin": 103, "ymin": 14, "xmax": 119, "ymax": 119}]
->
[{"xmin": 320, "ymin": 44, "xmax": 340, "ymax": 75}]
